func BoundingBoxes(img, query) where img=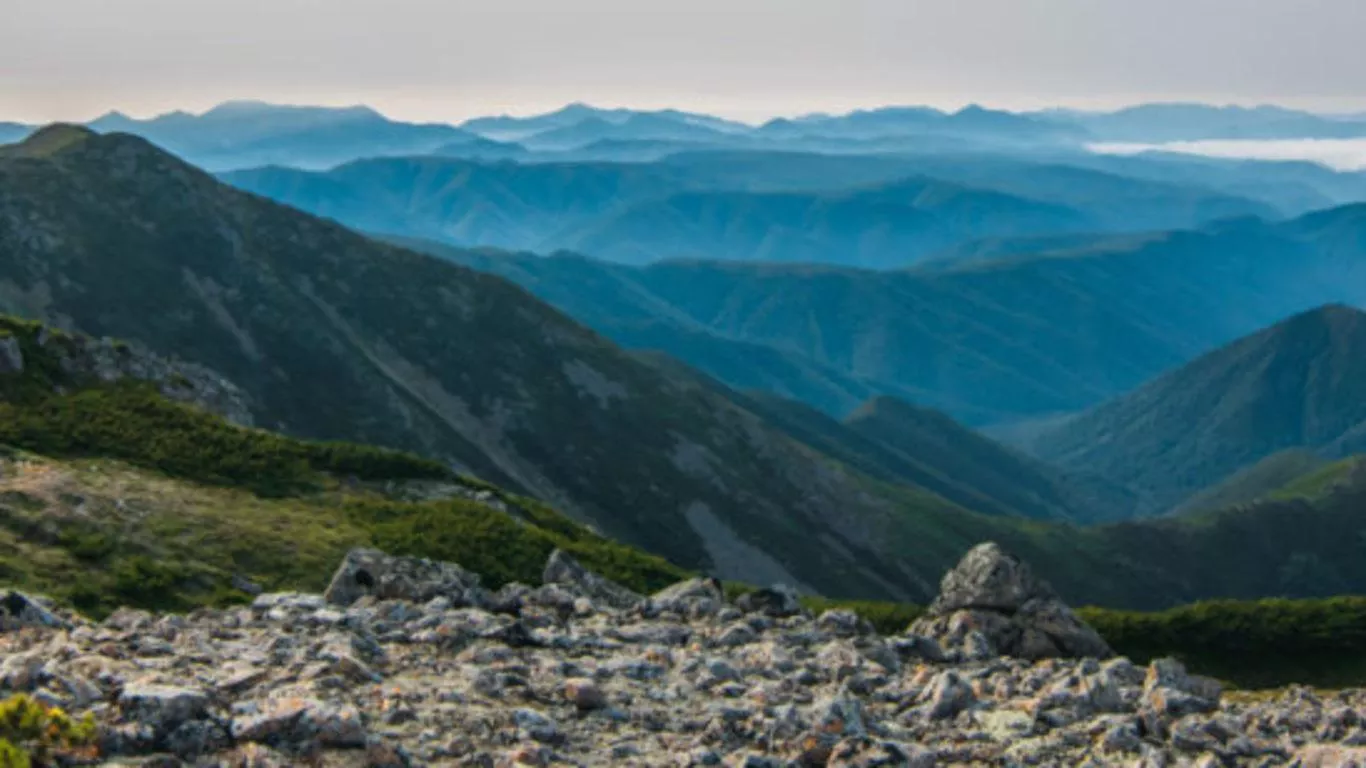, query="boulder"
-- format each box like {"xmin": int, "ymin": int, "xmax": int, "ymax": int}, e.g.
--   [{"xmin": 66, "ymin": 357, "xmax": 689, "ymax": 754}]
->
[
  {"xmin": 322, "ymin": 548, "xmax": 483, "ymax": 607},
  {"xmin": 1, "ymin": 590, "xmax": 72, "ymax": 630},
  {"xmin": 909, "ymin": 542, "xmax": 1112, "ymax": 660},
  {"xmin": 647, "ymin": 577, "xmax": 726, "ymax": 618},
  {"xmin": 735, "ymin": 584, "xmax": 804, "ymax": 617},
  {"xmin": 542, "ymin": 549, "xmax": 644, "ymax": 610}
]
